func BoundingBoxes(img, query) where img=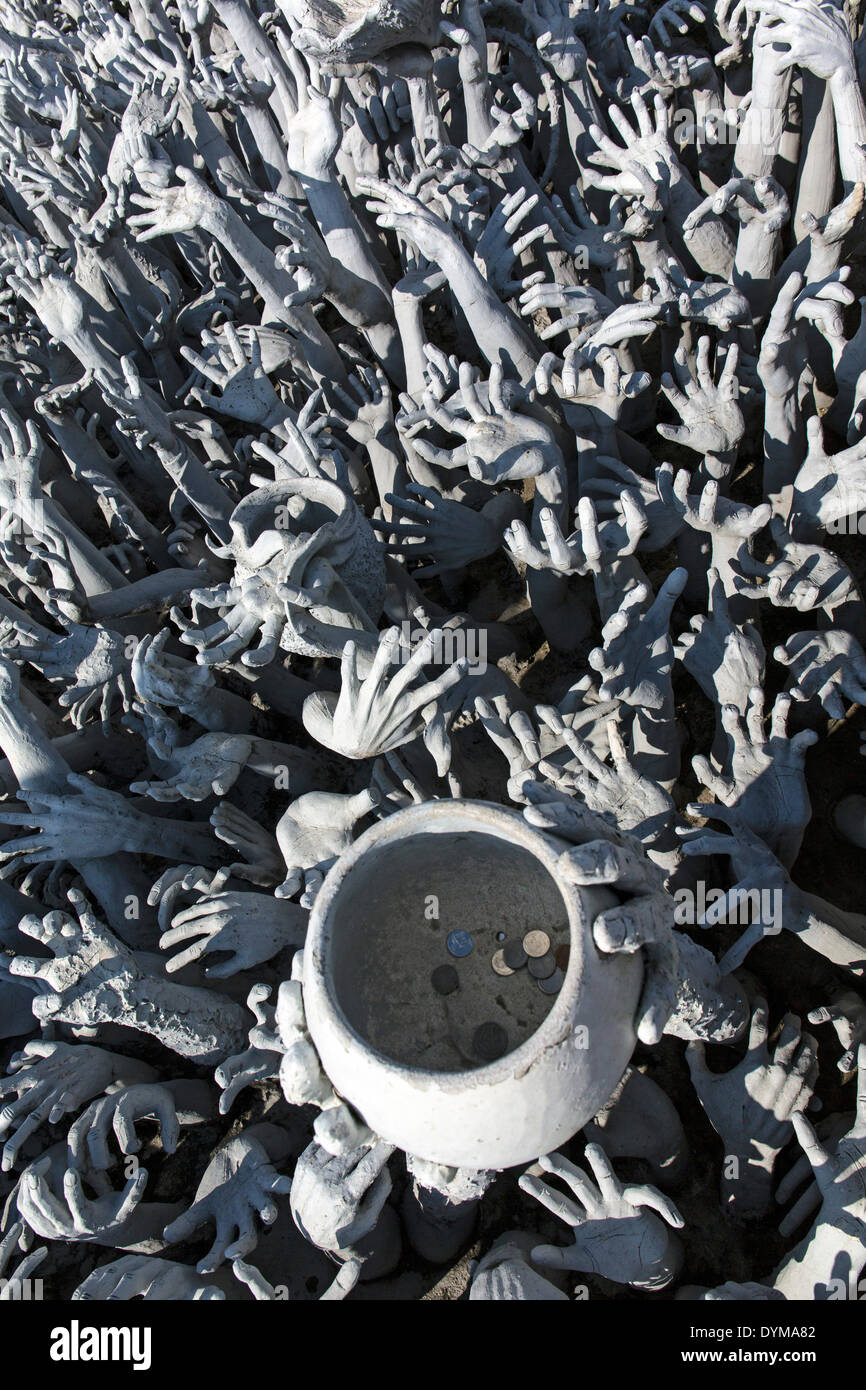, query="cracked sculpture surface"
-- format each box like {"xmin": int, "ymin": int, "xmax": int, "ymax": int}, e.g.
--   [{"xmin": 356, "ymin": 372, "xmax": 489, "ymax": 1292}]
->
[{"xmin": 1, "ymin": 0, "xmax": 866, "ymax": 1312}]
